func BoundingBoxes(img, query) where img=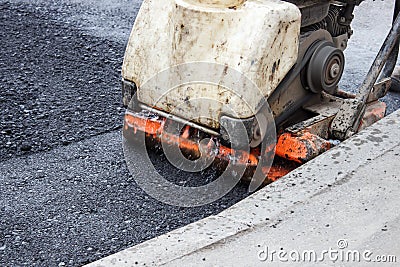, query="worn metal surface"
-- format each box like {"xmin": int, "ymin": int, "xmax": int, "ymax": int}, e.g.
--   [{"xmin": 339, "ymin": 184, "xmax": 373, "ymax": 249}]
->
[
  {"xmin": 367, "ymin": 77, "xmax": 392, "ymax": 103},
  {"xmin": 358, "ymin": 100, "xmax": 387, "ymax": 132},
  {"xmin": 330, "ymin": 9, "xmax": 400, "ymax": 139},
  {"xmin": 122, "ymin": 0, "xmax": 301, "ymax": 128},
  {"xmin": 123, "ymin": 110, "xmax": 259, "ymax": 167},
  {"xmin": 276, "ymin": 92, "xmax": 387, "ymax": 163},
  {"xmin": 275, "ymin": 132, "xmax": 332, "ymax": 163},
  {"xmin": 123, "ymin": 109, "xmax": 297, "ymax": 183}
]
